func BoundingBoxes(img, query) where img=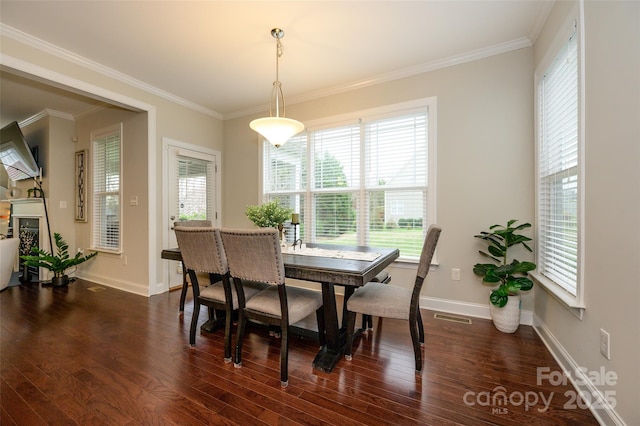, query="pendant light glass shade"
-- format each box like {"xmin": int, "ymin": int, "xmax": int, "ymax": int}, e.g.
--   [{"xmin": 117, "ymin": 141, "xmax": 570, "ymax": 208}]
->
[
  {"xmin": 250, "ymin": 28, "xmax": 303, "ymax": 148},
  {"xmin": 250, "ymin": 116, "xmax": 305, "ymax": 148}
]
